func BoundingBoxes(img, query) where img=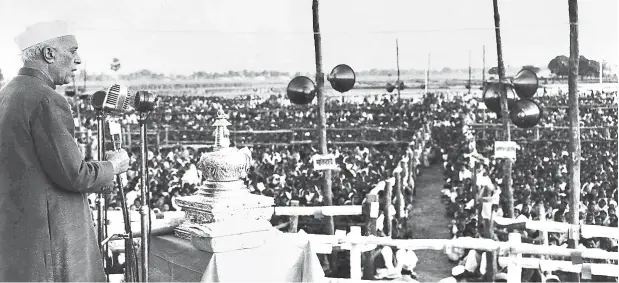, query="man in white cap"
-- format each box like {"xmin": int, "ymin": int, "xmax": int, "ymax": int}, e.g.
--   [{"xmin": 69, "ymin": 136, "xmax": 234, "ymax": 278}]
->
[{"xmin": 0, "ymin": 21, "xmax": 130, "ymax": 281}]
